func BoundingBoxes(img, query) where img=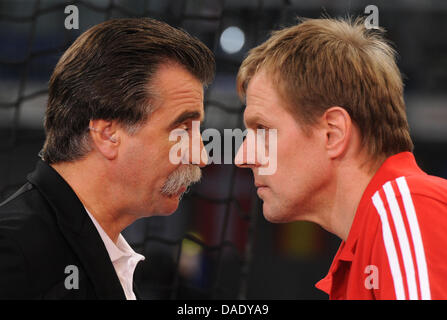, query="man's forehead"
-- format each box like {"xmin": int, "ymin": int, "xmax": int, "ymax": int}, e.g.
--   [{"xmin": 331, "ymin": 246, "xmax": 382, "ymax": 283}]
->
[
  {"xmin": 246, "ymin": 71, "xmax": 278, "ymax": 104},
  {"xmin": 244, "ymin": 71, "xmax": 276, "ymax": 124},
  {"xmin": 148, "ymin": 63, "xmax": 205, "ymax": 120},
  {"xmin": 155, "ymin": 62, "xmax": 203, "ymax": 96}
]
